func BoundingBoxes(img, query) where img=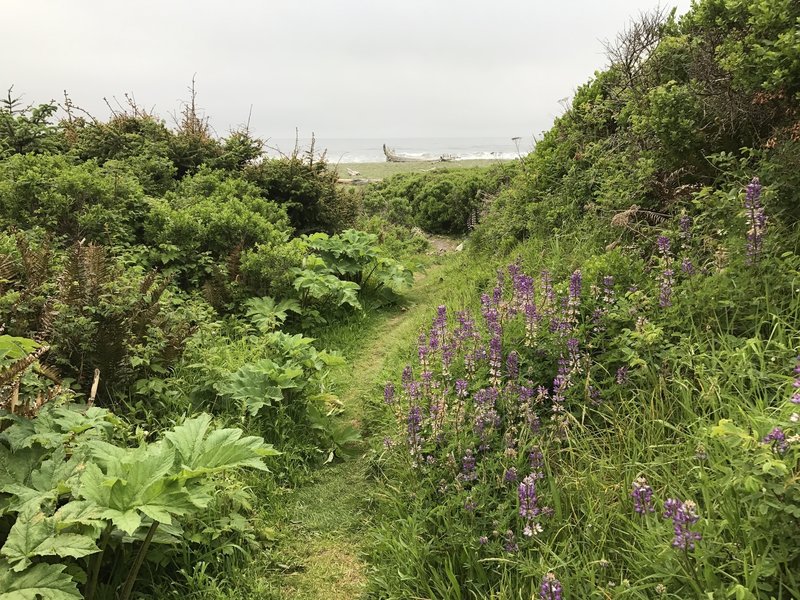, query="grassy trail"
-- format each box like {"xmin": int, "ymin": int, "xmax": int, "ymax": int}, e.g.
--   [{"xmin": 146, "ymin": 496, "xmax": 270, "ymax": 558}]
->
[{"xmin": 275, "ymin": 249, "xmax": 457, "ymax": 599}]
